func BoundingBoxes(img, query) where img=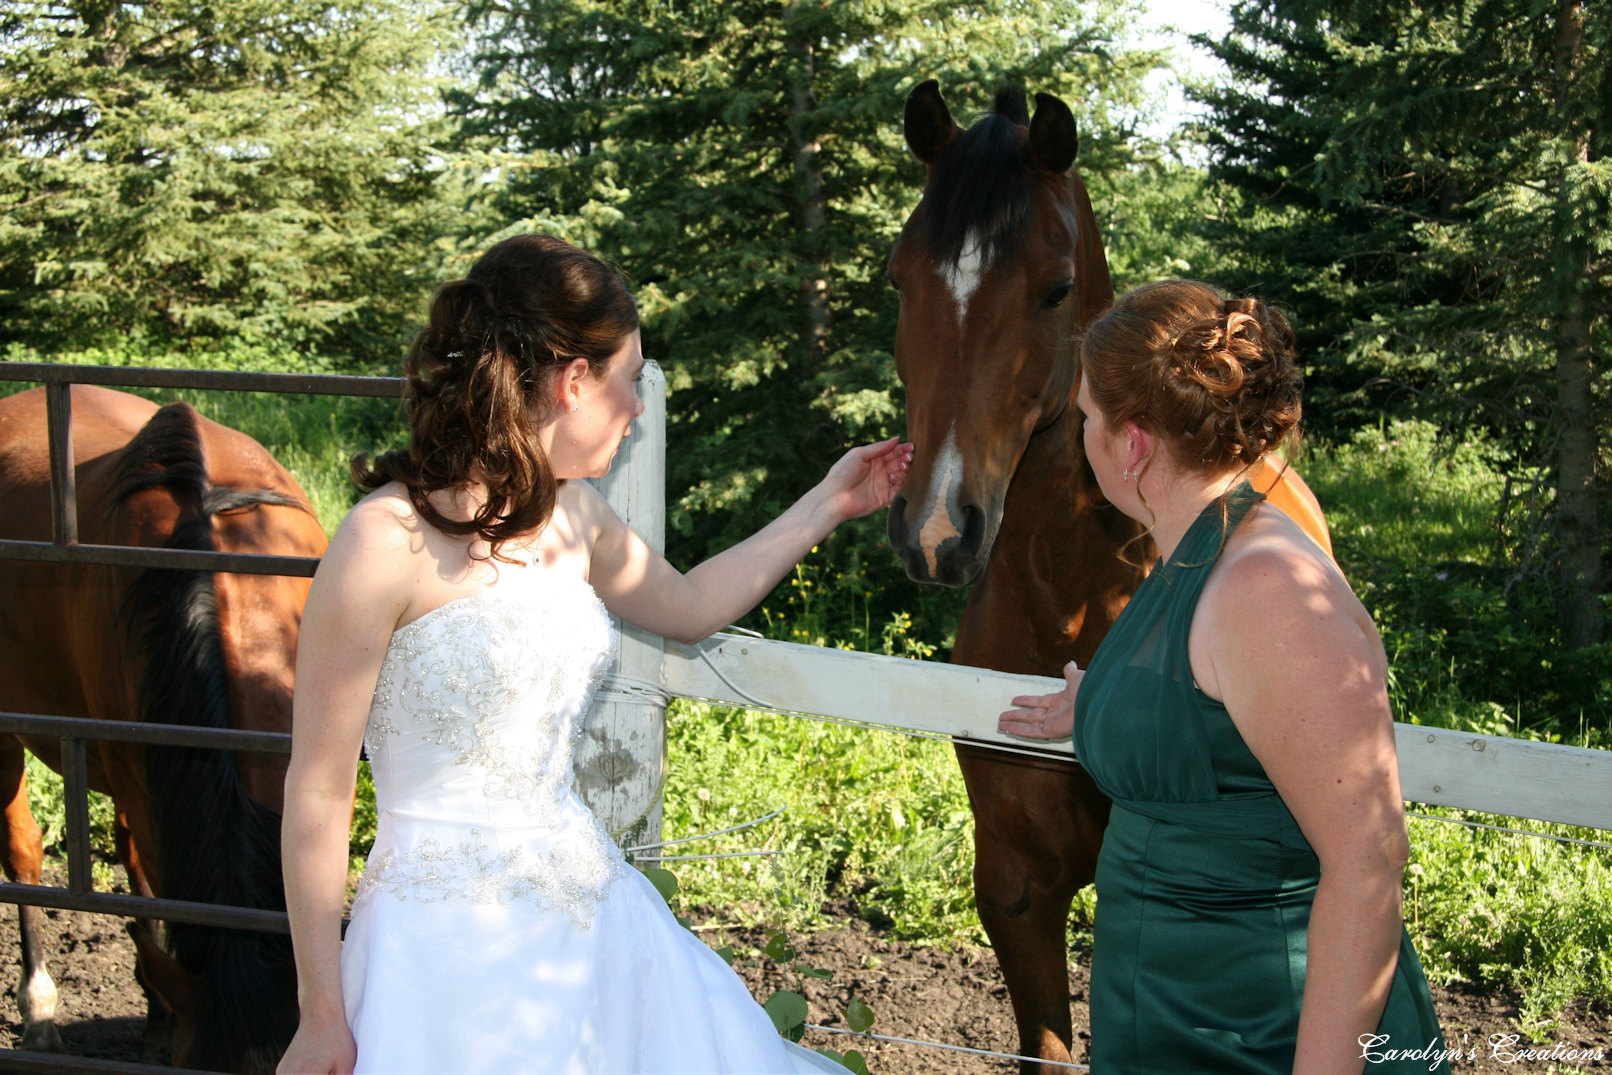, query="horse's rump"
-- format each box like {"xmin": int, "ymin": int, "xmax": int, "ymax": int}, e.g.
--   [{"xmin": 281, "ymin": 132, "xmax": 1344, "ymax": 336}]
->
[{"xmin": 110, "ymin": 398, "xmax": 304, "ymax": 1069}]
